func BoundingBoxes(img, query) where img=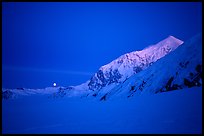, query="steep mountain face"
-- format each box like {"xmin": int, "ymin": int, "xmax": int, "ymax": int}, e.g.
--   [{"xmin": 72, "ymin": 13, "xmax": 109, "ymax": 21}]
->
[
  {"xmin": 87, "ymin": 36, "xmax": 183, "ymax": 92},
  {"xmin": 97, "ymin": 33, "xmax": 202, "ymax": 101}
]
